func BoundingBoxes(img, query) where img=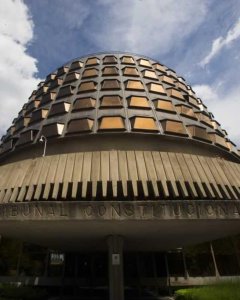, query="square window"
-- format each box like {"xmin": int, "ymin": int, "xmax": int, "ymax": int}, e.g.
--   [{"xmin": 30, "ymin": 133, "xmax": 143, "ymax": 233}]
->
[
  {"xmin": 85, "ymin": 57, "xmax": 100, "ymax": 66},
  {"xmin": 101, "ymin": 79, "xmax": 121, "ymax": 90},
  {"xmin": 142, "ymin": 70, "xmax": 158, "ymax": 80},
  {"xmin": 102, "ymin": 67, "xmax": 119, "ymax": 76},
  {"xmin": 175, "ymin": 104, "xmax": 197, "ymax": 120},
  {"xmin": 125, "ymin": 80, "xmax": 144, "ymax": 91},
  {"xmin": 121, "ymin": 56, "xmax": 135, "ymax": 65},
  {"xmin": 82, "ymin": 68, "xmax": 98, "ymax": 78},
  {"xmin": 49, "ymin": 102, "xmax": 70, "ymax": 116},
  {"xmin": 187, "ymin": 125, "xmax": 210, "ymax": 142},
  {"xmin": 131, "ymin": 117, "xmax": 158, "ymax": 132},
  {"xmin": 161, "ymin": 120, "xmax": 187, "ymax": 136},
  {"xmin": 138, "ymin": 59, "xmax": 152, "ymax": 68},
  {"xmin": 167, "ymin": 88, "xmax": 184, "ymax": 100},
  {"xmin": 128, "ymin": 96, "xmax": 150, "ymax": 109},
  {"xmin": 78, "ymin": 81, "xmax": 97, "ymax": 93},
  {"xmin": 42, "ymin": 123, "xmax": 64, "ymax": 137},
  {"xmin": 57, "ymin": 85, "xmax": 75, "ymax": 98},
  {"xmin": 147, "ymin": 83, "xmax": 166, "ymax": 95},
  {"xmin": 64, "ymin": 72, "xmax": 80, "ymax": 83},
  {"xmin": 100, "ymin": 95, "xmax": 123, "ymax": 108},
  {"xmin": 68, "ymin": 118, "xmax": 93, "ymax": 133},
  {"xmin": 154, "ymin": 99, "xmax": 175, "ymax": 113},
  {"xmin": 123, "ymin": 67, "xmax": 139, "ymax": 77},
  {"xmin": 73, "ymin": 97, "xmax": 96, "ymax": 111},
  {"xmin": 70, "ymin": 60, "xmax": 83, "ymax": 71},
  {"xmin": 99, "ymin": 116, "xmax": 125, "ymax": 131},
  {"xmin": 103, "ymin": 55, "xmax": 117, "ymax": 64}
]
